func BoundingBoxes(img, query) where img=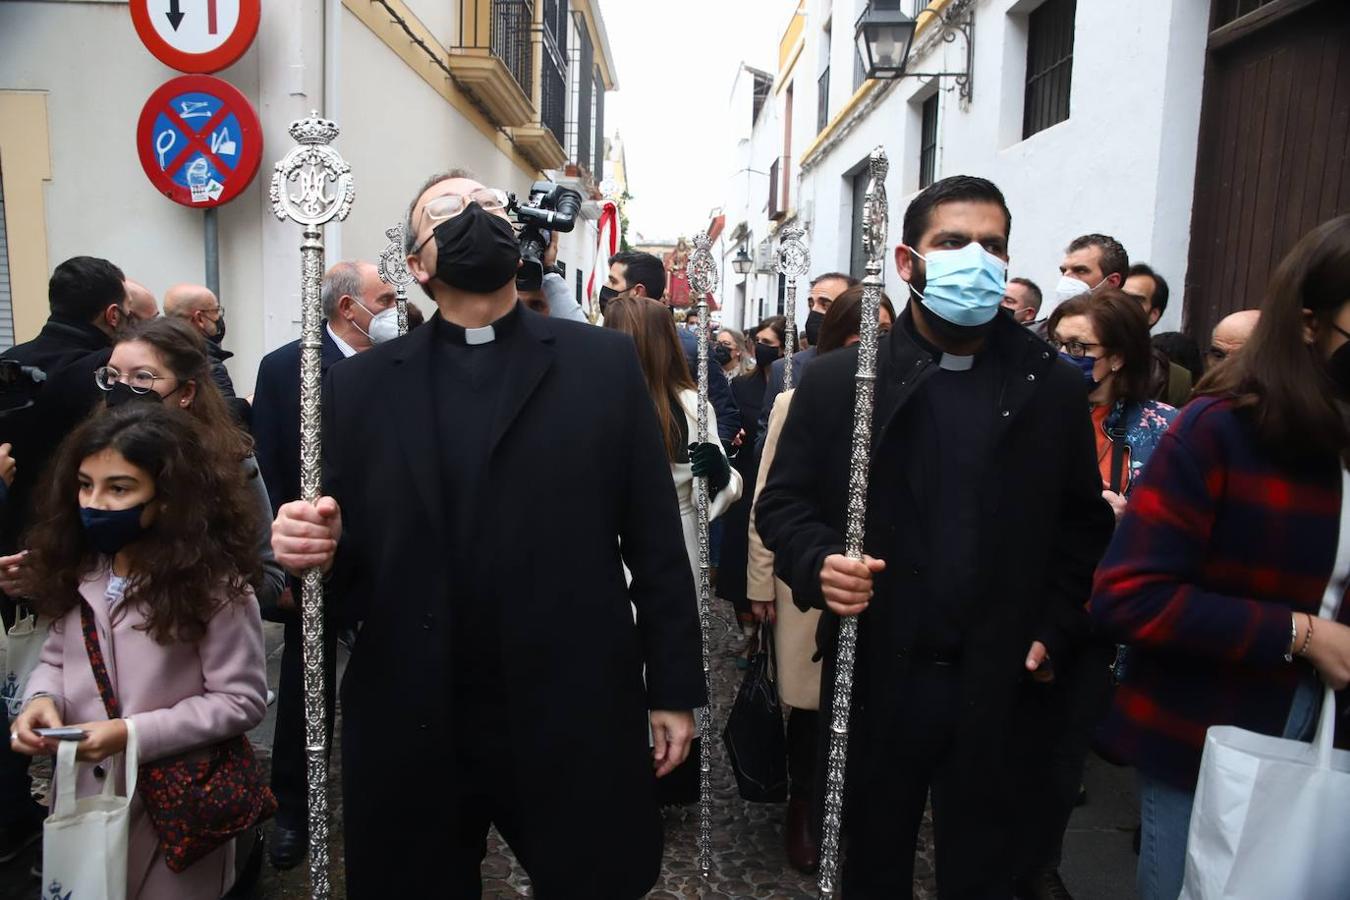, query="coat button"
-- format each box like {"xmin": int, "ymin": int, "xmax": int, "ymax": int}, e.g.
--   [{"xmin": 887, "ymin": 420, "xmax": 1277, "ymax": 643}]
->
[
  {"xmin": 1001, "ymin": 410, "xmax": 1011, "ymax": 417},
  {"xmin": 1042, "ymin": 351, "xmax": 1050, "ymax": 359},
  {"xmin": 93, "ymin": 765, "xmax": 106, "ymax": 780},
  {"xmin": 1026, "ymin": 373, "xmax": 1036, "ymax": 382}
]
